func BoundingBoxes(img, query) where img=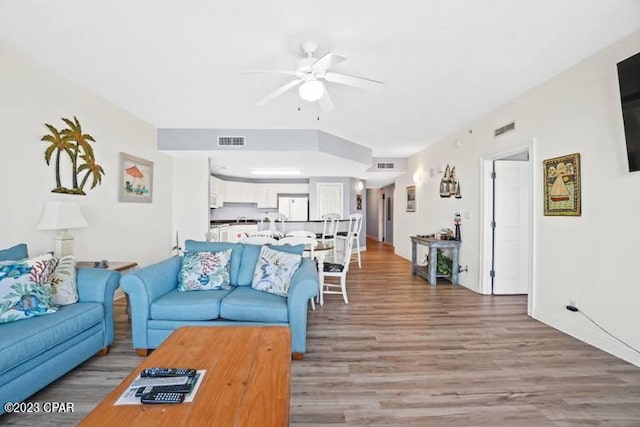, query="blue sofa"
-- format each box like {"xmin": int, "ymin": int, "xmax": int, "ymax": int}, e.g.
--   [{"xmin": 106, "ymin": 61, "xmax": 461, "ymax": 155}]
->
[
  {"xmin": 121, "ymin": 240, "xmax": 319, "ymax": 359},
  {"xmin": 0, "ymin": 243, "xmax": 119, "ymax": 413}
]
